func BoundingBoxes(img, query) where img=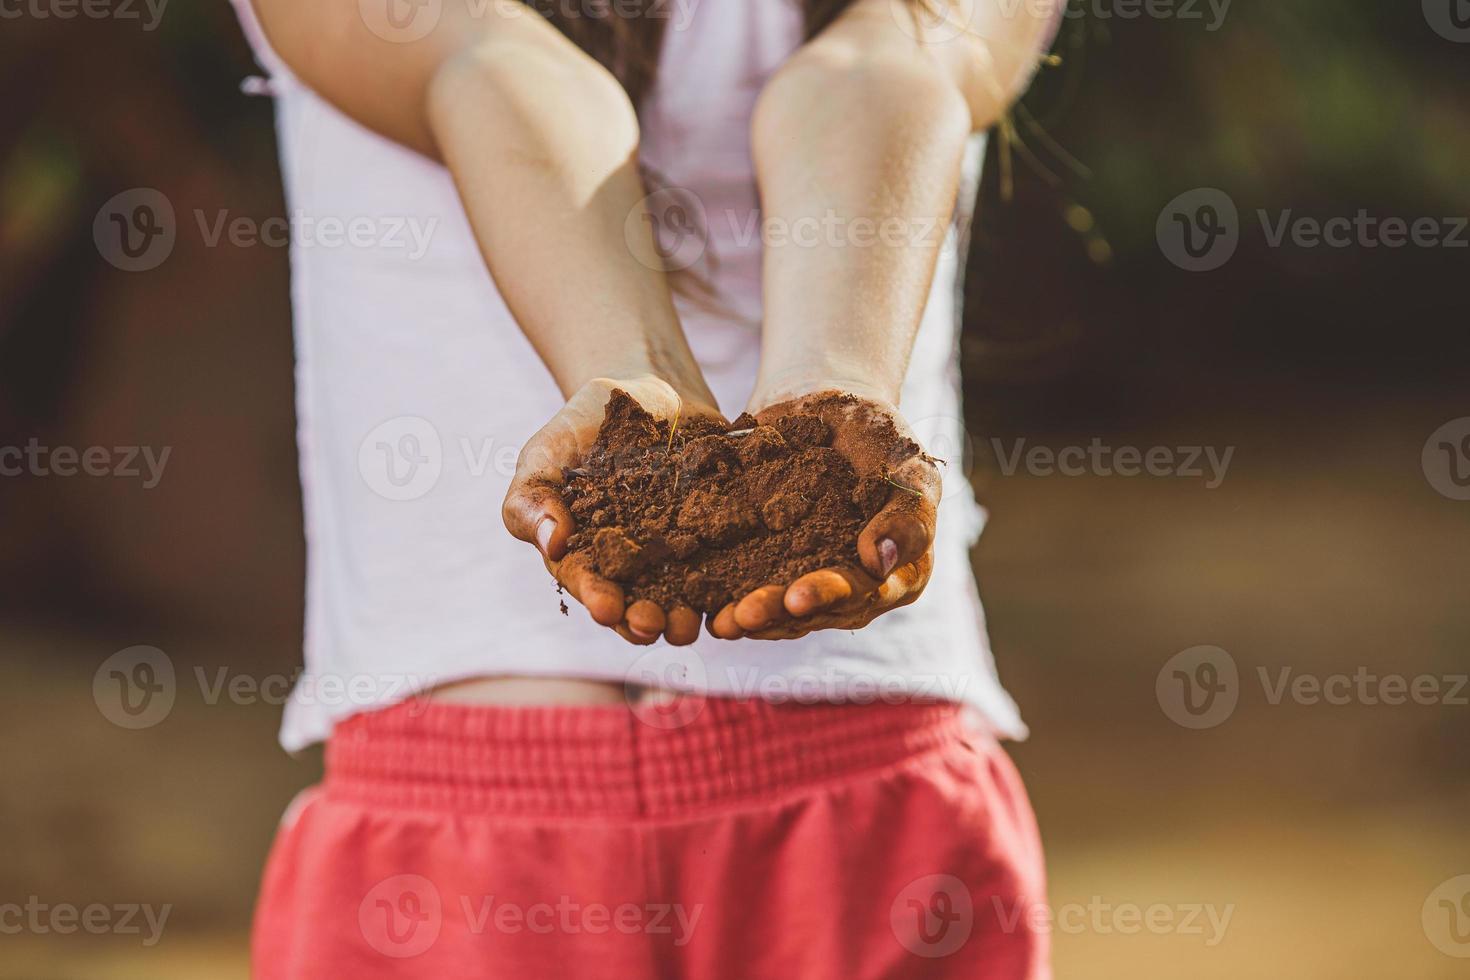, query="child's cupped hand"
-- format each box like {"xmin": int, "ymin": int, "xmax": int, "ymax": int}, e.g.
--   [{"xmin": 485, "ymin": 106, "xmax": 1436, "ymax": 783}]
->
[
  {"xmin": 706, "ymin": 387, "xmax": 941, "ymax": 641},
  {"xmin": 502, "ymin": 376, "xmax": 726, "ymax": 646}
]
